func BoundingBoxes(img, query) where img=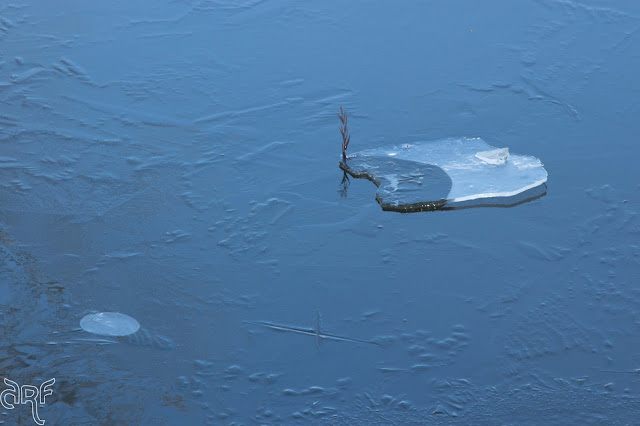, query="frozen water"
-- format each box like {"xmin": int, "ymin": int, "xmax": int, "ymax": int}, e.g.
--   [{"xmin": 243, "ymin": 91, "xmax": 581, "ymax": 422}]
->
[
  {"xmin": 0, "ymin": 0, "xmax": 637, "ymax": 423},
  {"xmin": 80, "ymin": 312, "xmax": 141, "ymax": 337},
  {"xmin": 341, "ymin": 138, "xmax": 548, "ymax": 210}
]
